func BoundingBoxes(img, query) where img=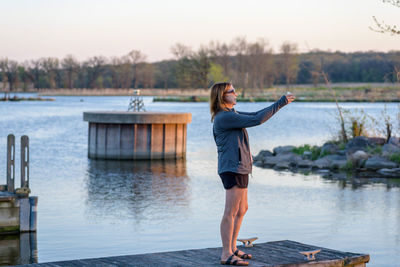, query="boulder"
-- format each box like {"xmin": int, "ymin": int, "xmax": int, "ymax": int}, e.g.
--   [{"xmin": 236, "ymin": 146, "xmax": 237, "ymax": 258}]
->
[
  {"xmin": 253, "ymin": 149, "xmax": 273, "ymax": 162},
  {"xmin": 312, "ymin": 154, "xmax": 346, "ymax": 169},
  {"xmin": 262, "ymin": 153, "xmax": 302, "ymax": 168},
  {"xmin": 345, "ymin": 136, "xmax": 375, "ymax": 154},
  {"xmin": 329, "ymin": 159, "xmax": 348, "ymax": 170},
  {"xmin": 368, "ymin": 137, "xmax": 386, "ymax": 146},
  {"xmin": 347, "ymin": 150, "xmax": 369, "ymax": 167},
  {"xmin": 296, "ymin": 159, "xmax": 313, "ymax": 168},
  {"xmin": 388, "ymin": 137, "xmax": 400, "ymax": 147},
  {"xmin": 382, "ymin": 143, "xmax": 400, "ymax": 157},
  {"xmin": 320, "ymin": 143, "xmax": 338, "ymax": 156},
  {"xmin": 262, "ymin": 156, "xmax": 279, "ymax": 167},
  {"xmin": 312, "ymin": 158, "xmax": 331, "ymax": 169},
  {"xmin": 364, "ymin": 156, "xmax": 398, "ymax": 170},
  {"xmin": 376, "ymin": 168, "xmax": 400, "ymax": 178},
  {"xmin": 273, "ymin": 146, "xmax": 295, "ymax": 155},
  {"xmin": 274, "ymin": 162, "xmax": 291, "ymax": 170},
  {"xmin": 336, "ymin": 150, "xmax": 346, "ymax": 156},
  {"xmin": 302, "ymin": 151, "xmax": 312, "ymax": 159}
]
